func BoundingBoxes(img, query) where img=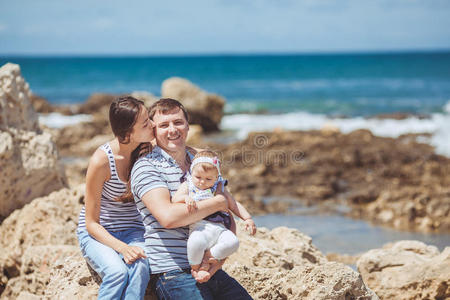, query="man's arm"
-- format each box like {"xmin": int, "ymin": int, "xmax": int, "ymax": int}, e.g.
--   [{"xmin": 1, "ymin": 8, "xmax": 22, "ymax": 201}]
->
[{"xmin": 141, "ymin": 187, "xmax": 228, "ymax": 228}]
